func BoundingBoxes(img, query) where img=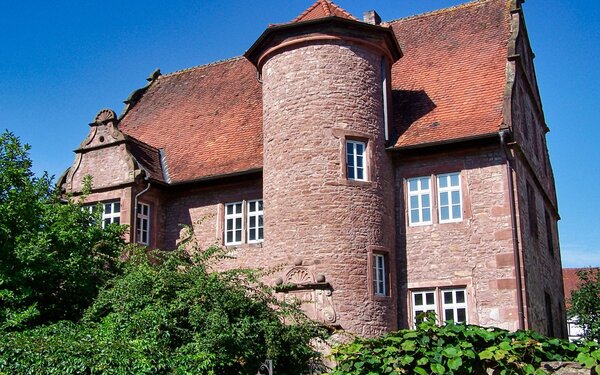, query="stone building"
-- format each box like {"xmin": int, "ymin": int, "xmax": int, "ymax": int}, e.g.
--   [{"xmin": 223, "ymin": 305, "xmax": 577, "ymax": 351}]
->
[{"xmin": 60, "ymin": 0, "xmax": 565, "ymax": 337}]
